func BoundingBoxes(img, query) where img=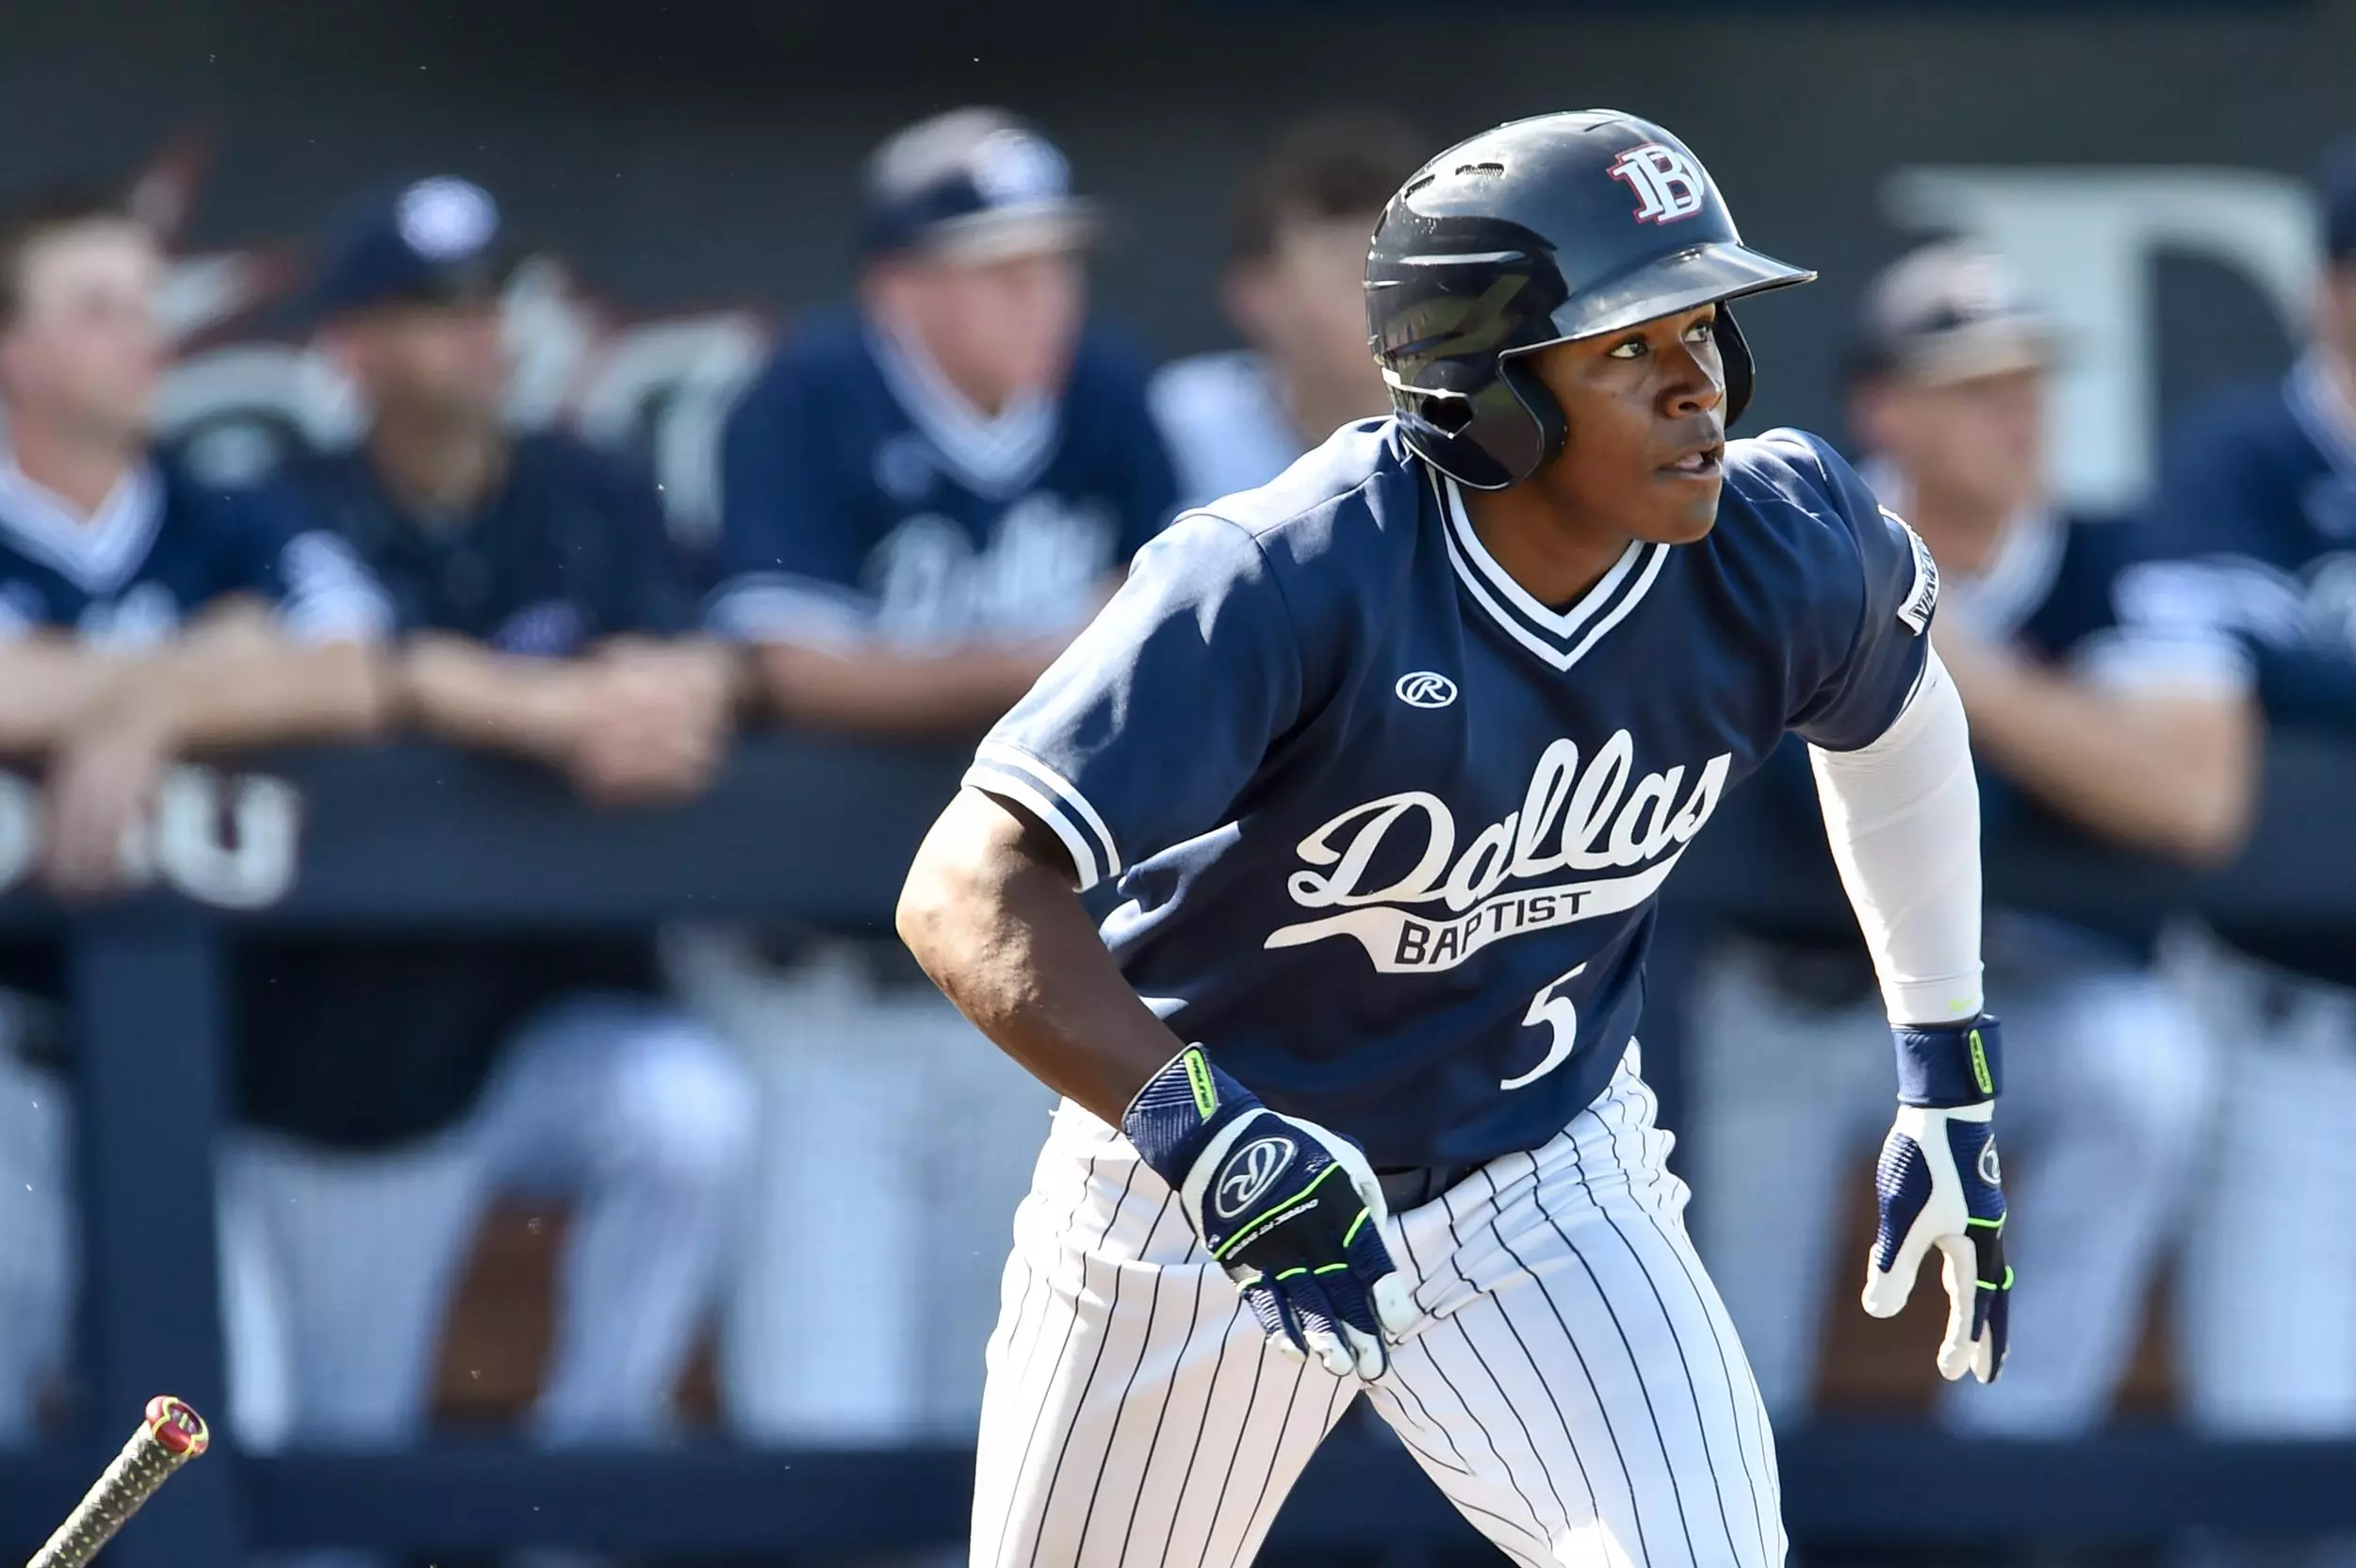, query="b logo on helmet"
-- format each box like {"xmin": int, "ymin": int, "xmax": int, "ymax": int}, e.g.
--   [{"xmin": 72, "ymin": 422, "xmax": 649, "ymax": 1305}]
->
[{"xmin": 1609, "ymin": 144, "xmax": 1708, "ymax": 226}]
